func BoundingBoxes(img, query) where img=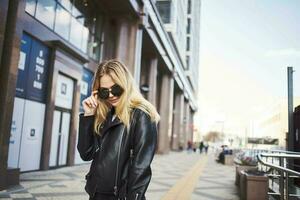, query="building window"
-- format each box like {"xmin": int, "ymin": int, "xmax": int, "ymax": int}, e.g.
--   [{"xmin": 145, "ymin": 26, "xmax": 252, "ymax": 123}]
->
[
  {"xmin": 186, "ymin": 55, "xmax": 190, "ymax": 70},
  {"xmin": 187, "ymin": 18, "xmax": 191, "ymax": 34},
  {"xmin": 54, "ymin": 4, "xmax": 71, "ymax": 40},
  {"xmin": 24, "ymin": 0, "xmax": 103, "ymax": 61},
  {"xmin": 57, "ymin": 0, "xmax": 72, "ymax": 11},
  {"xmin": 186, "ymin": 37, "xmax": 190, "ymax": 51},
  {"xmin": 187, "ymin": 0, "xmax": 191, "ymax": 14},
  {"xmin": 156, "ymin": 1, "xmax": 171, "ymax": 24},
  {"xmin": 35, "ymin": 0, "xmax": 56, "ymax": 29},
  {"xmin": 25, "ymin": 0, "xmax": 37, "ymax": 15},
  {"xmin": 81, "ymin": 27, "xmax": 89, "ymax": 53},
  {"xmin": 88, "ymin": 15, "xmax": 103, "ymax": 61},
  {"xmin": 69, "ymin": 17, "xmax": 84, "ymax": 49},
  {"xmin": 71, "ymin": 0, "xmax": 82, "ymax": 18}
]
